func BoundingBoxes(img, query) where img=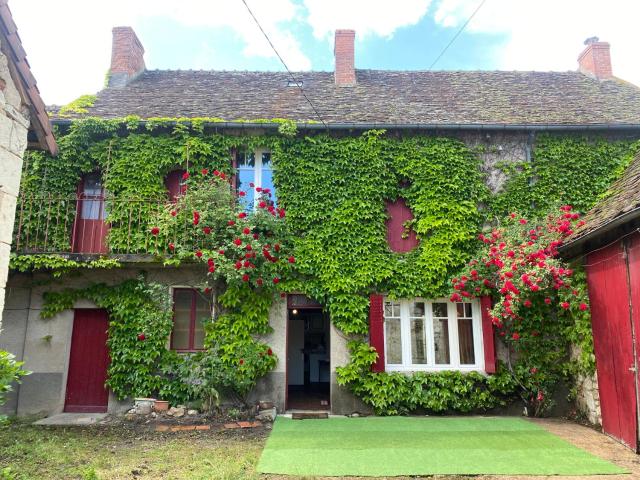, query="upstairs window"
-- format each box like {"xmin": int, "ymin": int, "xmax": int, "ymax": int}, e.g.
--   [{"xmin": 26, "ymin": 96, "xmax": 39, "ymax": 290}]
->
[
  {"xmin": 171, "ymin": 288, "xmax": 211, "ymax": 352},
  {"xmin": 236, "ymin": 149, "xmax": 276, "ymax": 209},
  {"xmin": 385, "ymin": 198, "xmax": 418, "ymax": 253},
  {"xmin": 383, "ymin": 298, "xmax": 483, "ymax": 371}
]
